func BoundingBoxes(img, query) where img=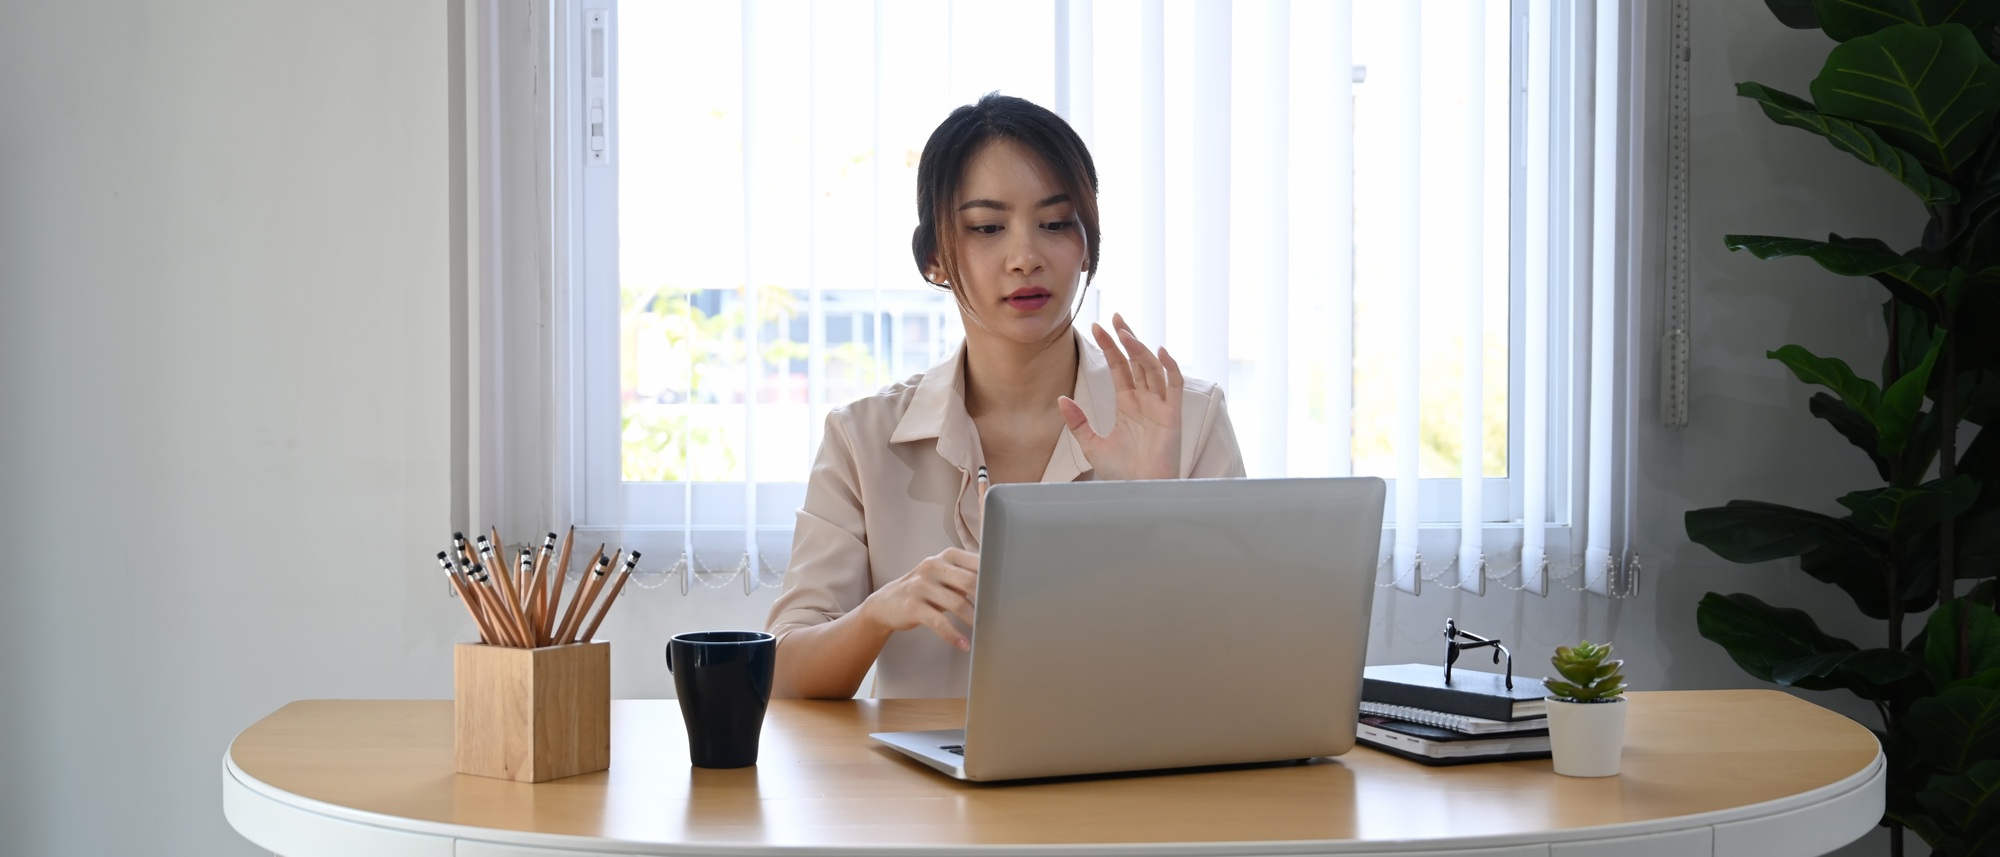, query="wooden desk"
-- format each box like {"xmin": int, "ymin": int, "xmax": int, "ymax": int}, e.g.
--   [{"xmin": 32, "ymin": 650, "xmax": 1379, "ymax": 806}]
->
[{"xmin": 224, "ymin": 690, "xmax": 1882, "ymax": 857}]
